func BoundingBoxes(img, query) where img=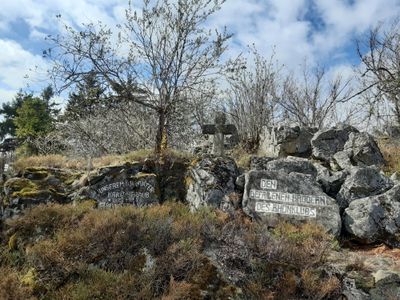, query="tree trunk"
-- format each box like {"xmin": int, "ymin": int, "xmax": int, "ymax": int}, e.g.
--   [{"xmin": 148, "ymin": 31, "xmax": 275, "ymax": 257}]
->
[{"xmin": 155, "ymin": 110, "xmax": 168, "ymax": 154}]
